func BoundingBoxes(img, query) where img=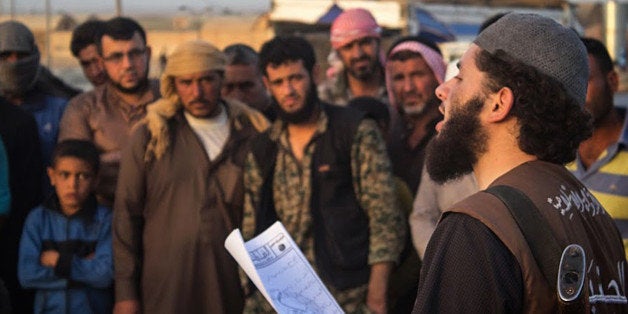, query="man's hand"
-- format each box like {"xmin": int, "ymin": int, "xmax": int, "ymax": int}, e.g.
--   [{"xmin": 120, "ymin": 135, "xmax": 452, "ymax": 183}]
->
[
  {"xmin": 114, "ymin": 300, "xmax": 141, "ymax": 314},
  {"xmin": 40, "ymin": 250, "xmax": 59, "ymax": 267},
  {"xmin": 366, "ymin": 262, "xmax": 393, "ymax": 314}
]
